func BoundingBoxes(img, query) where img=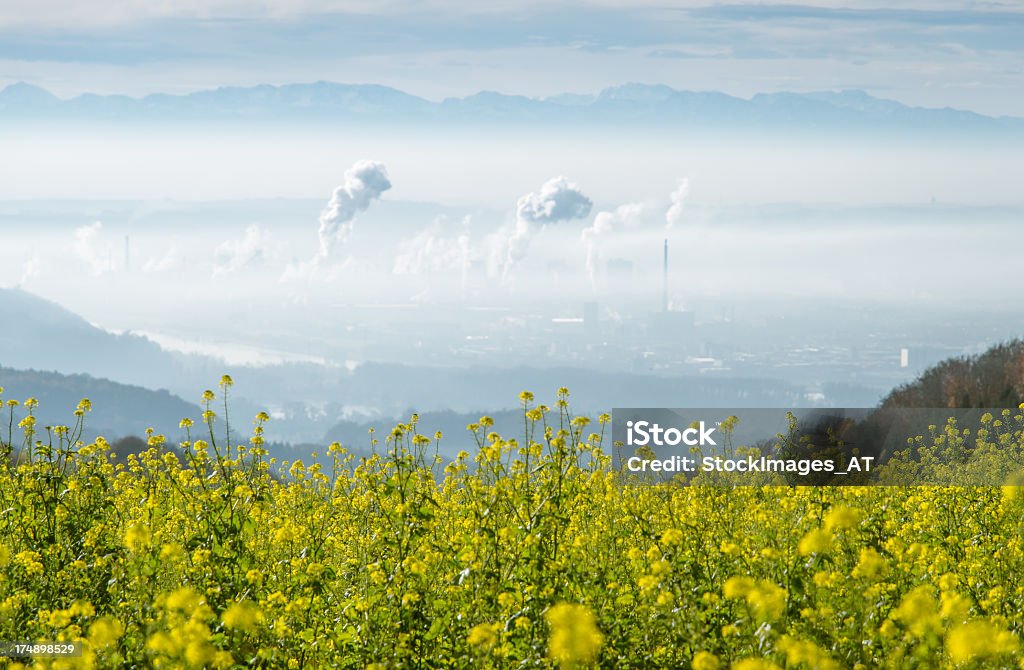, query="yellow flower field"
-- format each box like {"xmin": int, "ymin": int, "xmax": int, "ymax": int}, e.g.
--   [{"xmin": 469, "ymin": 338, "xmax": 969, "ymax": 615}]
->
[{"xmin": 1, "ymin": 381, "xmax": 1023, "ymax": 669}]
